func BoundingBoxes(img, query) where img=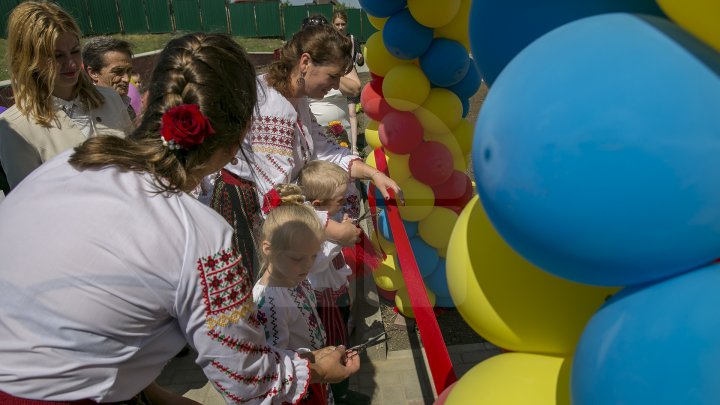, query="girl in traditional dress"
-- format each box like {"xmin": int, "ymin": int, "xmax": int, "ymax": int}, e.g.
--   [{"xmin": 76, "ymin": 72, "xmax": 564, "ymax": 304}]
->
[{"xmin": 253, "ymin": 184, "xmax": 344, "ymax": 404}]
